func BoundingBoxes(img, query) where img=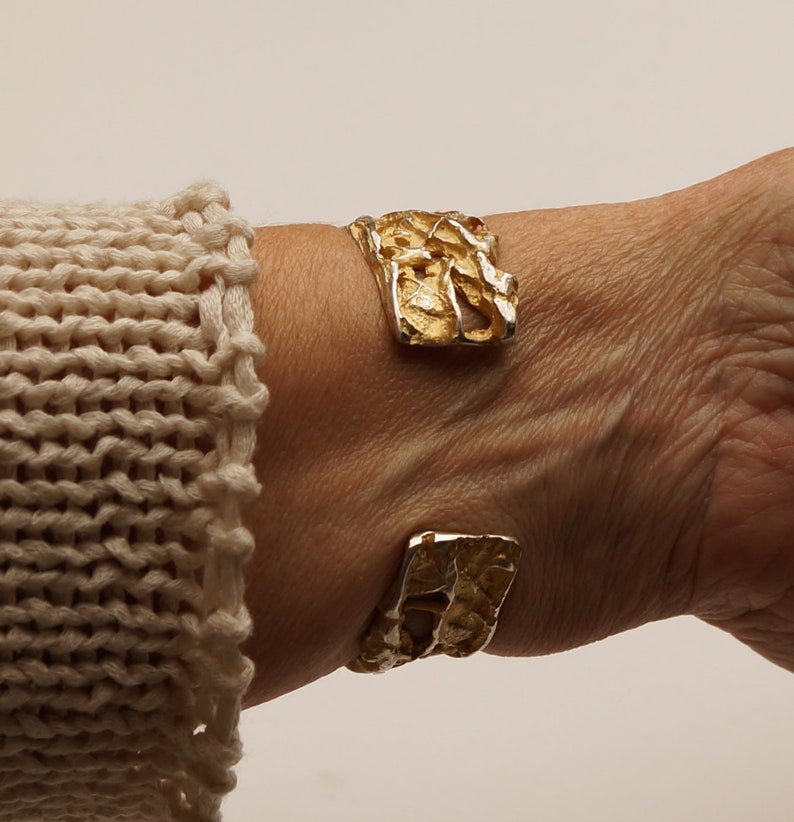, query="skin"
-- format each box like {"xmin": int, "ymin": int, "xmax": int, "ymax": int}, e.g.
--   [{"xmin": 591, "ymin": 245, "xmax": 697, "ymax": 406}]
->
[{"xmin": 240, "ymin": 149, "xmax": 794, "ymax": 708}]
